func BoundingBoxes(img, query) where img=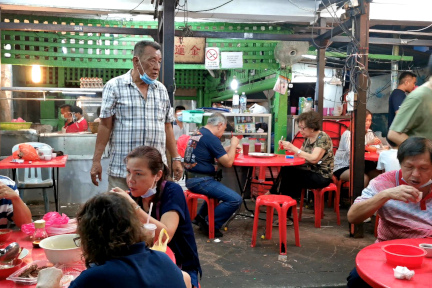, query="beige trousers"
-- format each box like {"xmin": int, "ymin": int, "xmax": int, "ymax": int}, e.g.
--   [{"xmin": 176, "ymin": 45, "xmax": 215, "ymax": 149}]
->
[{"xmin": 108, "ymin": 175, "xmax": 129, "ymax": 191}]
